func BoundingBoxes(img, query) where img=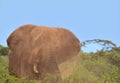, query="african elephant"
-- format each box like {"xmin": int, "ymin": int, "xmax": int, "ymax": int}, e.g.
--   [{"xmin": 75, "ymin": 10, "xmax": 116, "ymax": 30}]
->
[{"xmin": 7, "ymin": 24, "xmax": 80, "ymax": 79}]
